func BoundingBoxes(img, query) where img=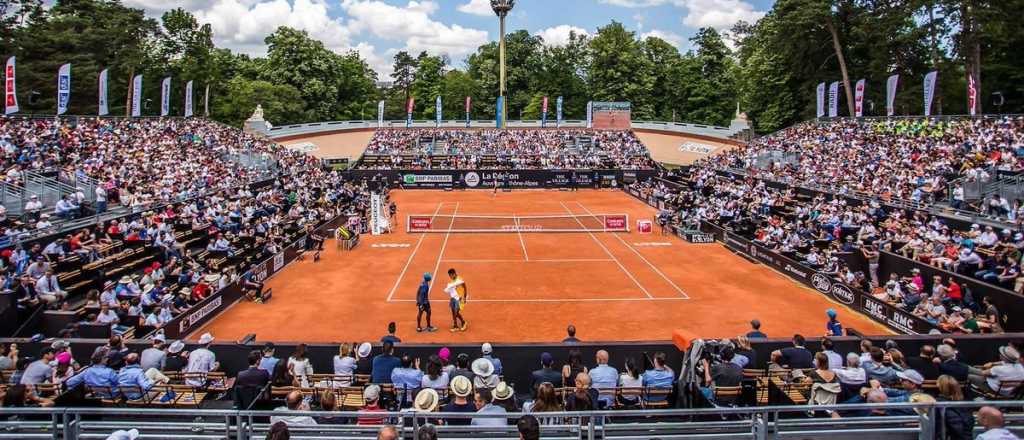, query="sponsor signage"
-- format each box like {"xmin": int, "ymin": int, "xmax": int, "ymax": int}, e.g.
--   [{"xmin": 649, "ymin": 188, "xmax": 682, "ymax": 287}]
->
[
  {"xmin": 273, "ymin": 252, "xmax": 285, "ymax": 271},
  {"xmin": 409, "ymin": 216, "xmax": 433, "ymax": 232},
  {"xmin": 709, "ymin": 224, "xmax": 934, "ymax": 335},
  {"xmin": 355, "ymin": 169, "xmax": 654, "ymax": 189},
  {"xmin": 179, "ymin": 295, "xmax": 223, "ymax": 334},
  {"xmin": 463, "ymin": 171, "xmax": 481, "ymax": 187},
  {"xmin": 685, "ymin": 232, "xmax": 714, "ymax": 244},
  {"xmin": 679, "ymin": 142, "xmax": 716, "ymax": 154},
  {"xmin": 604, "ymin": 215, "xmax": 627, "ymax": 230}
]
